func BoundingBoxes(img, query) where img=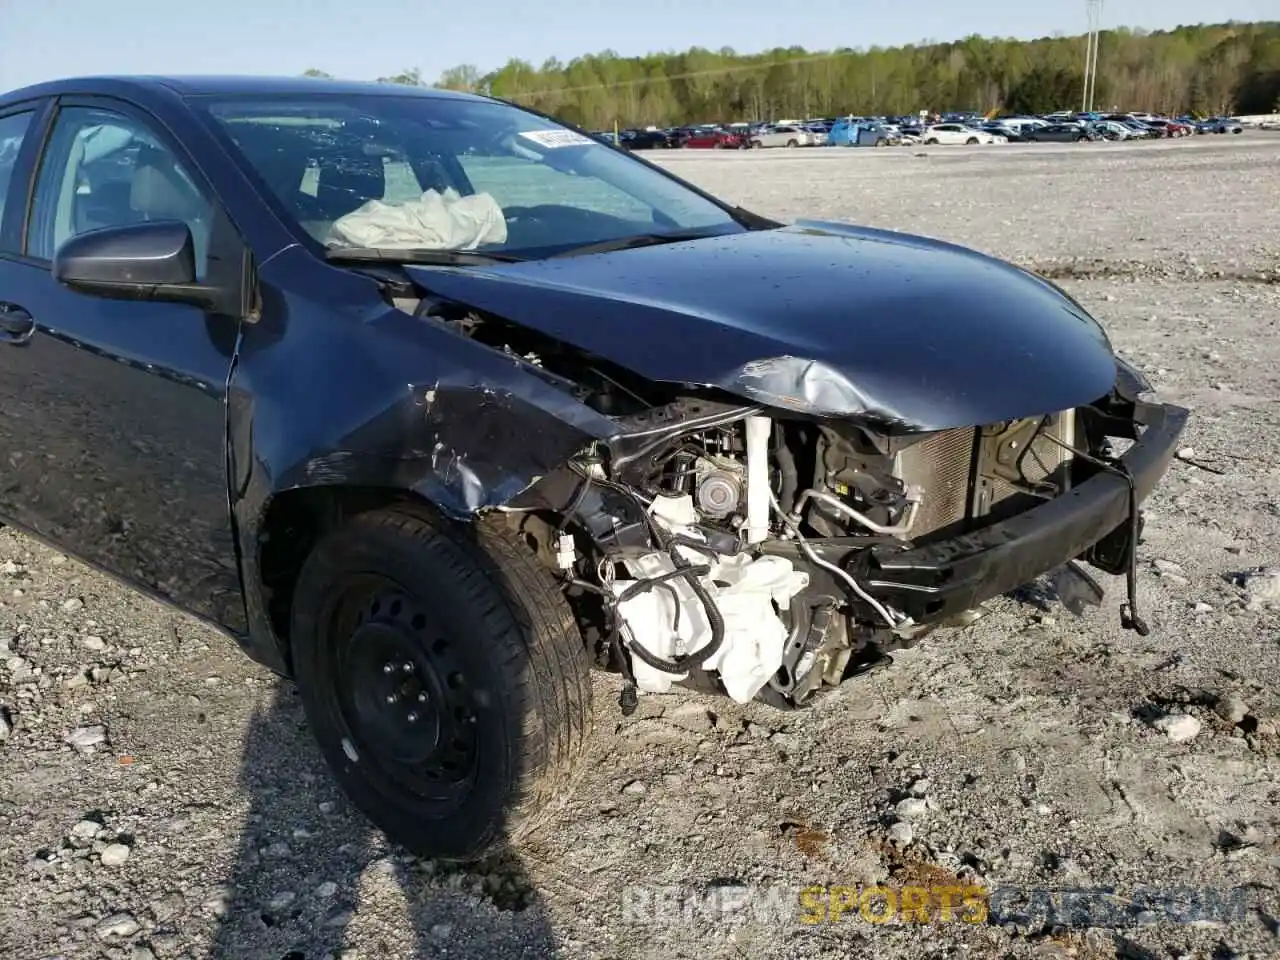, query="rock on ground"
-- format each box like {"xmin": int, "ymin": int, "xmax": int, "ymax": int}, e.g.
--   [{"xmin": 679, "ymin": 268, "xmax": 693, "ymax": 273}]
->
[{"xmin": 1153, "ymin": 713, "xmax": 1203, "ymax": 743}]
